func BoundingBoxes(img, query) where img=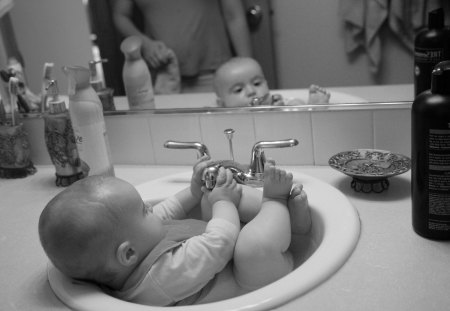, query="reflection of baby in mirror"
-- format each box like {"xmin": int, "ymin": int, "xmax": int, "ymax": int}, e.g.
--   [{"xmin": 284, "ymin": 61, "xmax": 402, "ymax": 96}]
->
[
  {"xmin": 39, "ymin": 156, "xmax": 311, "ymax": 306},
  {"xmin": 213, "ymin": 57, "xmax": 274, "ymax": 107},
  {"xmin": 213, "ymin": 57, "xmax": 330, "ymax": 107}
]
